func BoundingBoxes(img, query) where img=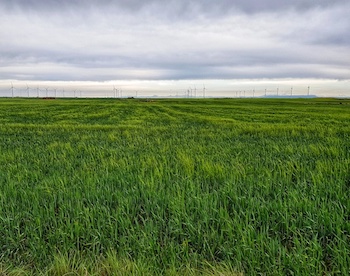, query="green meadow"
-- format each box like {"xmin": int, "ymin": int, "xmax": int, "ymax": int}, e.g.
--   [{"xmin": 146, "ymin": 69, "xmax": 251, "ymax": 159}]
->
[{"xmin": 0, "ymin": 98, "xmax": 349, "ymax": 275}]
